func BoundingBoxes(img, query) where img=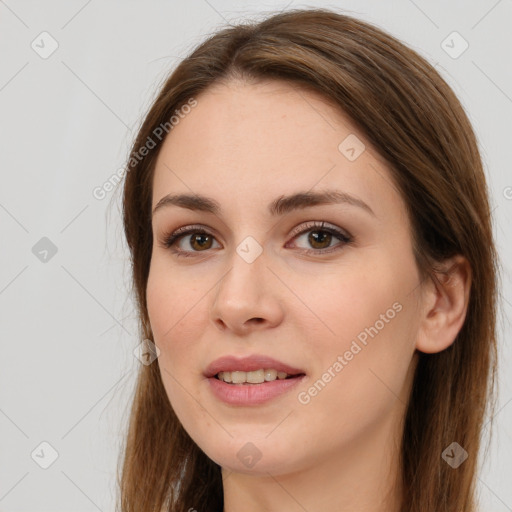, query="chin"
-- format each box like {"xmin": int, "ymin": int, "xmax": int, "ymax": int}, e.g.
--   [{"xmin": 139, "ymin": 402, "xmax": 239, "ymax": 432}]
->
[{"xmin": 198, "ymin": 436, "xmax": 303, "ymax": 476}]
